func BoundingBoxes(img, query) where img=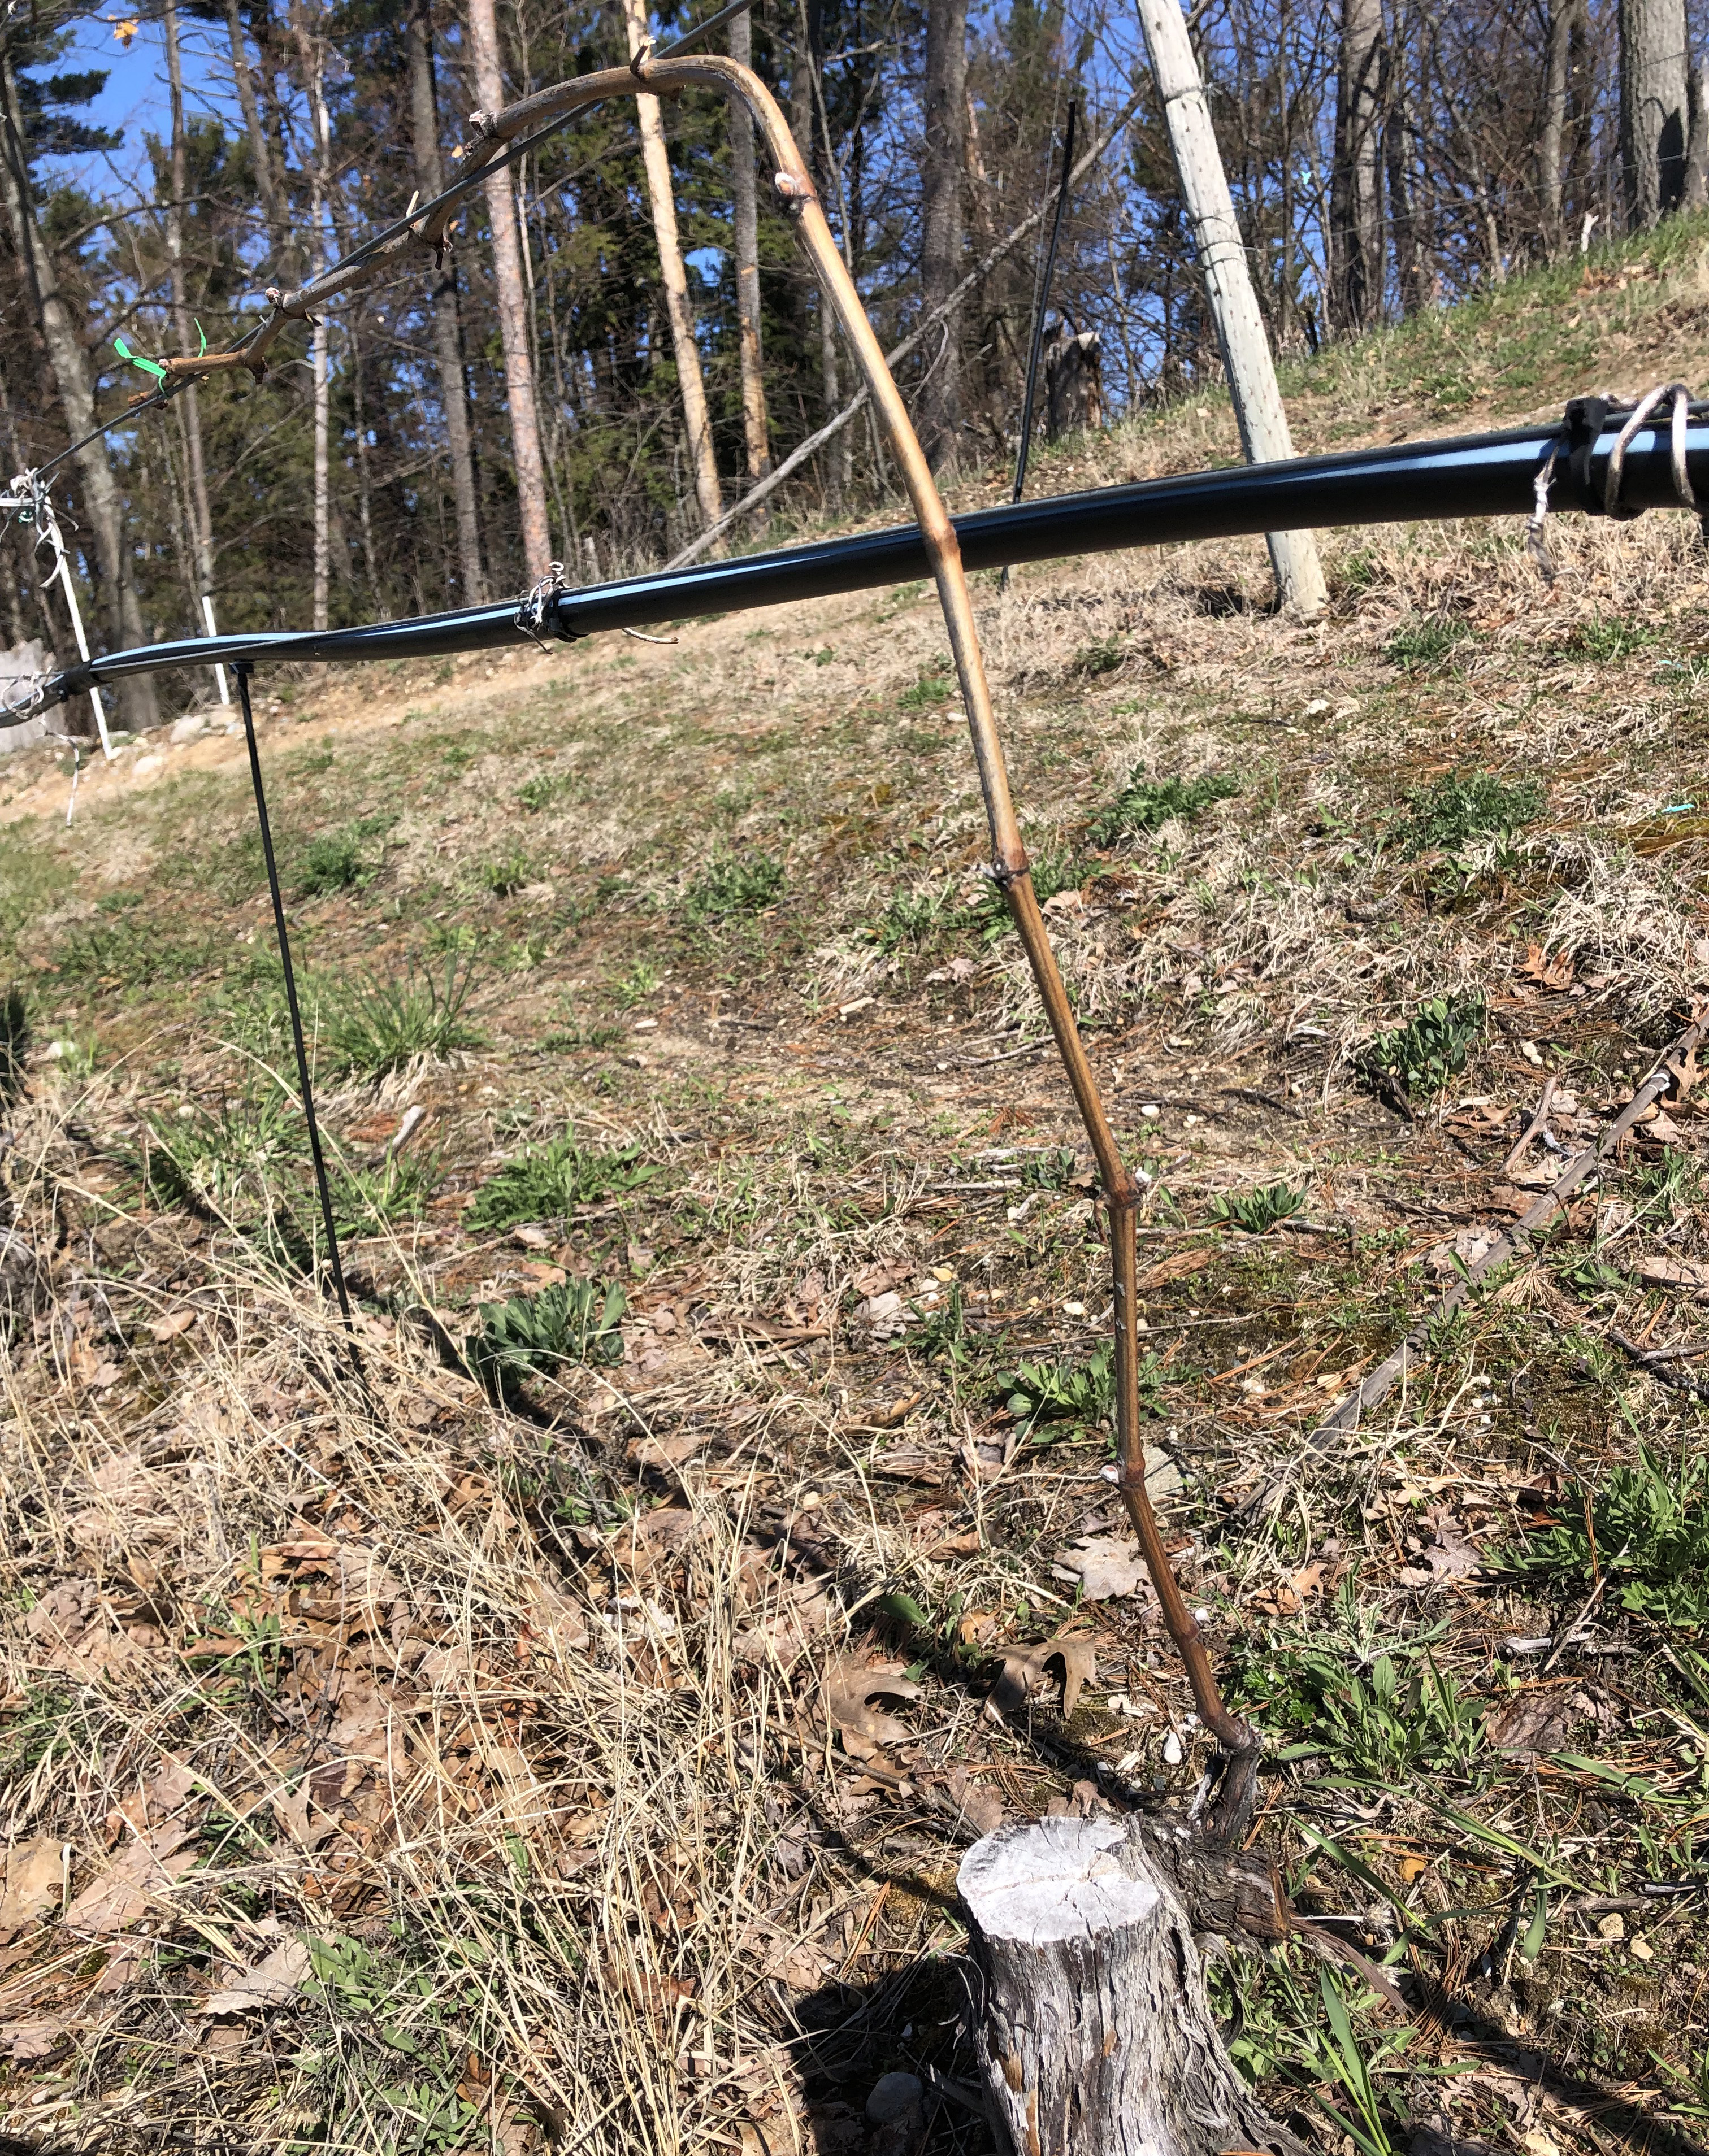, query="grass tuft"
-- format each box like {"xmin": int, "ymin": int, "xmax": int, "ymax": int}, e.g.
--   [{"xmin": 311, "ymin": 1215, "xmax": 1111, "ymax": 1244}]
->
[
  {"xmin": 1501, "ymin": 1449, "xmax": 1709, "ymax": 1625},
  {"xmin": 1089, "ymin": 768, "xmax": 1240, "ymax": 846},
  {"xmin": 685, "ymin": 851, "xmax": 786, "ymax": 920},
  {"xmin": 1394, "ymin": 768, "xmax": 1544, "ymax": 856},
  {"xmin": 466, "ymin": 1133, "xmax": 658, "ymax": 1231},
  {"xmin": 322, "ymin": 959, "xmax": 483, "ymax": 1079}
]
